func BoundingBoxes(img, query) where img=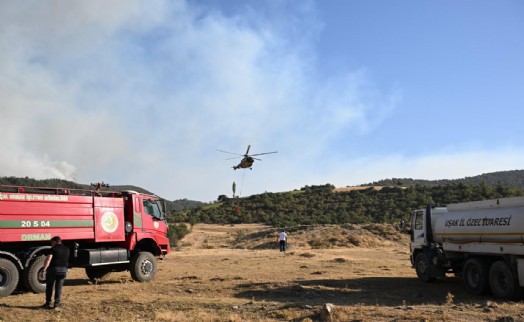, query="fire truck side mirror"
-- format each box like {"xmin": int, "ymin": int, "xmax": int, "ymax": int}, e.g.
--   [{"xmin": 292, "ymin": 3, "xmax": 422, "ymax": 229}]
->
[{"xmin": 158, "ymin": 200, "xmax": 167, "ymax": 221}]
